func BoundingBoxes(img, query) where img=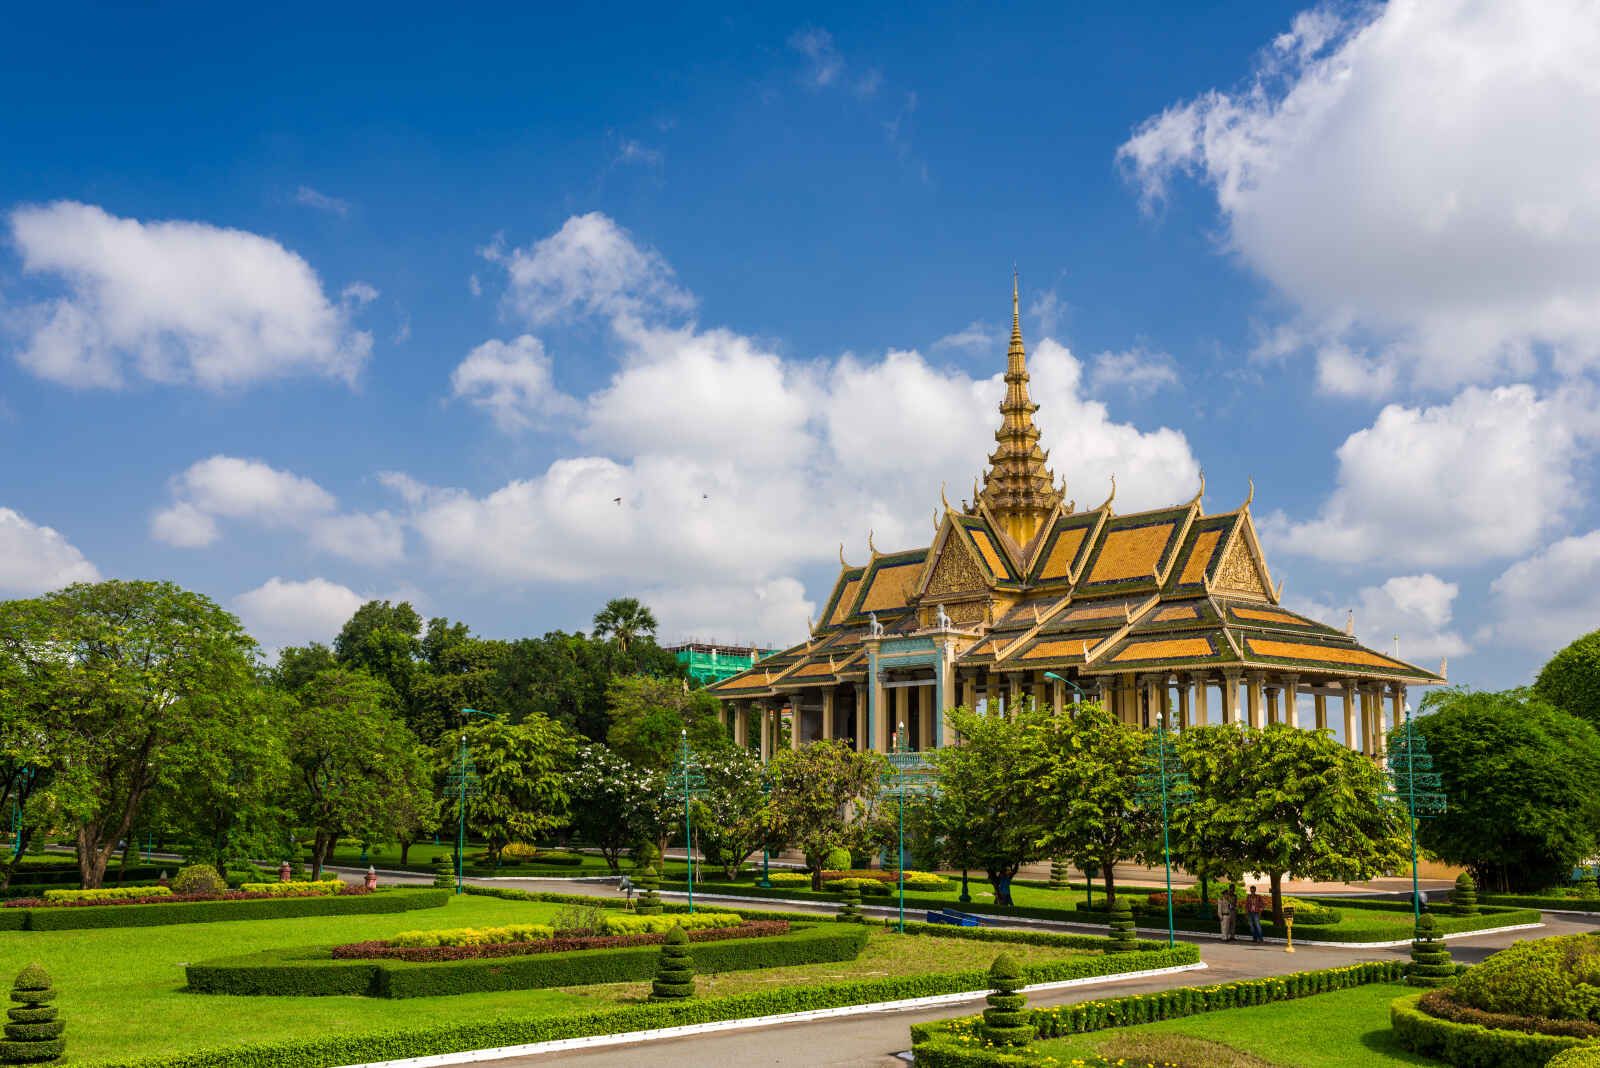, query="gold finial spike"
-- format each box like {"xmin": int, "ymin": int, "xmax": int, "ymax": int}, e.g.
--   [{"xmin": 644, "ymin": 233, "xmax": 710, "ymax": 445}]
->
[
  {"xmin": 1242, "ymin": 478, "xmax": 1255, "ymax": 510},
  {"xmin": 839, "ymin": 542, "xmax": 851, "ymax": 569},
  {"xmin": 1345, "ymin": 609, "xmax": 1354, "ymax": 636},
  {"xmin": 1274, "ymin": 578, "xmax": 1285, "ymax": 602},
  {"xmin": 1188, "ymin": 470, "xmax": 1205, "ymax": 509},
  {"xmin": 1012, "ymin": 267, "xmax": 1021, "ymax": 338},
  {"xmin": 1096, "ymin": 474, "xmax": 1117, "ymax": 512},
  {"xmin": 868, "ymin": 529, "xmax": 878, "ymax": 555},
  {"xmin": 941, "ymin": 481, "xmax": 950, "ymax": 510},
  {"xmin": 932, "ymin": 508, "xmax": 940, "ymax": 532}
]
